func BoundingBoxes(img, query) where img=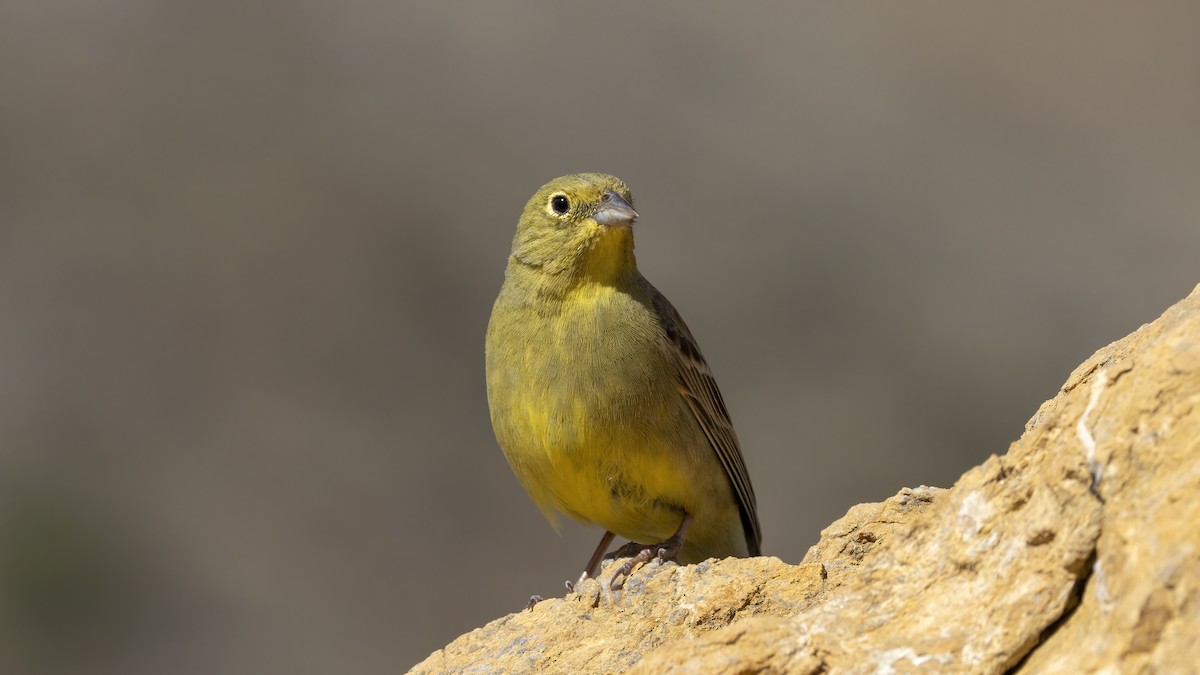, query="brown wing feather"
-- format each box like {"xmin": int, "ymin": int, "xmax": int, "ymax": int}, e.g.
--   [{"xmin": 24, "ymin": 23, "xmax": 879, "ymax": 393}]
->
[{"xmin": 652, "ymin": 290, "xmax": 762, "ymax": 554}]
